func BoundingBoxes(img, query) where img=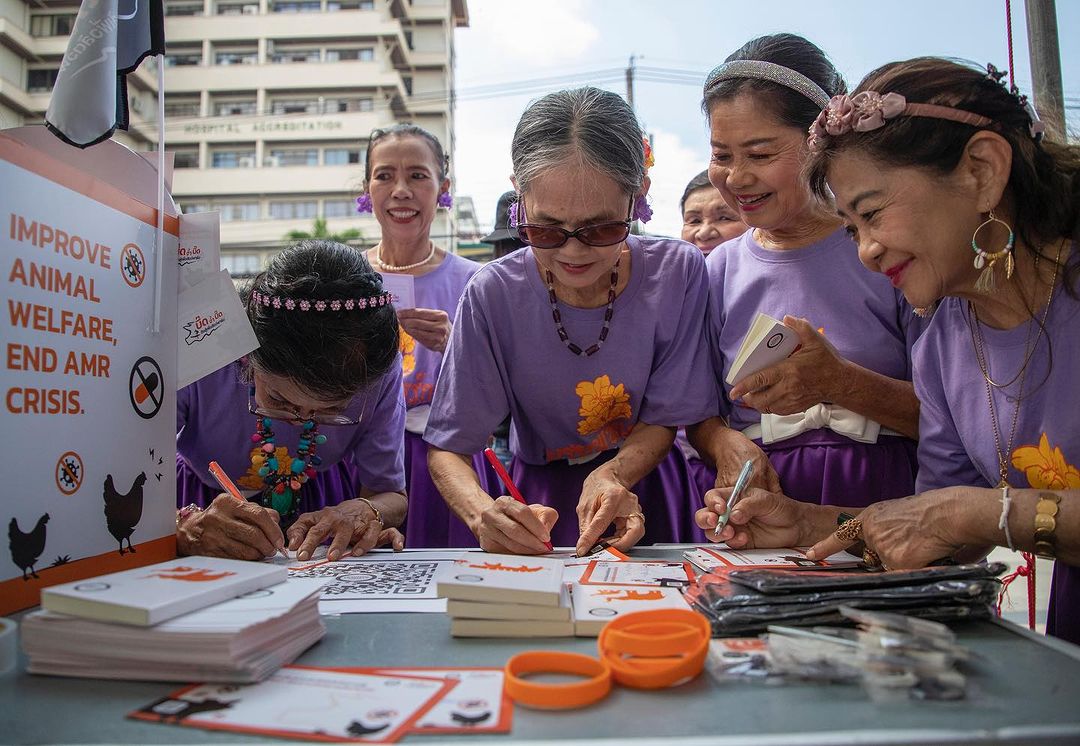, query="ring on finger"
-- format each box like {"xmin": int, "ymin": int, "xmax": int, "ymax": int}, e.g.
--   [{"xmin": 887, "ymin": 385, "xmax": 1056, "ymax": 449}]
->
[
  {"xmin": 834, "ymin": 518, "xmax": 863, "ymax": 543},
  {"xmin": 862, "ymin": 547, "xmax": 883, "ymax": 569},
  {"xmin": 623, "ymin": 511, "xmax": 645, "ymax": 523}
]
